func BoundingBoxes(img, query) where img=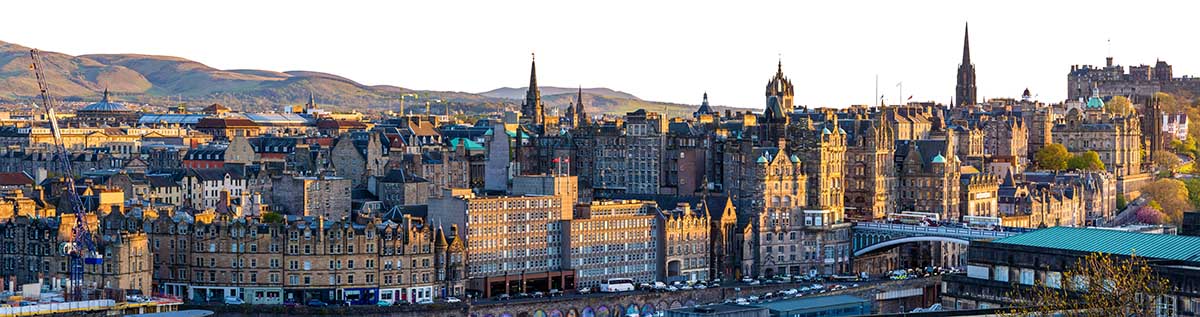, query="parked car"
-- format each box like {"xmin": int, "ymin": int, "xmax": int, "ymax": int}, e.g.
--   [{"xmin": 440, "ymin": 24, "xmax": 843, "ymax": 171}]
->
[
  {"xmin": 417, "ymin": 299, "xmax": 434, "ymax": 305},
  {"xmin": 497, "ymin": 294, "xmax": 511, "ymax": 300},
  {"xmin": 735, "ymin": 298, "xmax": 750, "ymax": 305},
  {"xmin": 532, "ymin": 291, "xmax": 545, "ymax": 298},
  {"xmin": 516, "ymin": 292, "xmax": 530, "ymax": 299},
  {"xmin": 549, "ymin": 289, "xmax": 562, "ymax": 297},
  {"xmin": 680, "ymin": 285, "xmax": 694, "ymax": 291},
  {"xmin": 748, "ymin": 280, "xmax": 761, "ymax": 286},
  {"xmin": 445, "ymin": 297, "xmax": 461, "ymax": 303},
  {"xmin": 578, "ymin": 287, "xmax": 592, "ymax": 294},
  {"xmin": 376, "ymin": 301, "xmax": 392, "ymax": 307},
  {"xmin": 306, "ymin": 299, "xmax": 328, "ymax": 307},
  {"xmin": 695, "ymin": 284, "xmax": 707, "ymax": 290},
  {"xmin": 741, "ymin": 277, "xmax": 755, "ymax": 283},
  {"xmin": 666, "ymin": 286, "xmax": 679, "ymax": 292},
  {"xmin": 223, "ymin": 296, "xmax": 245, "ymax": 305}
]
